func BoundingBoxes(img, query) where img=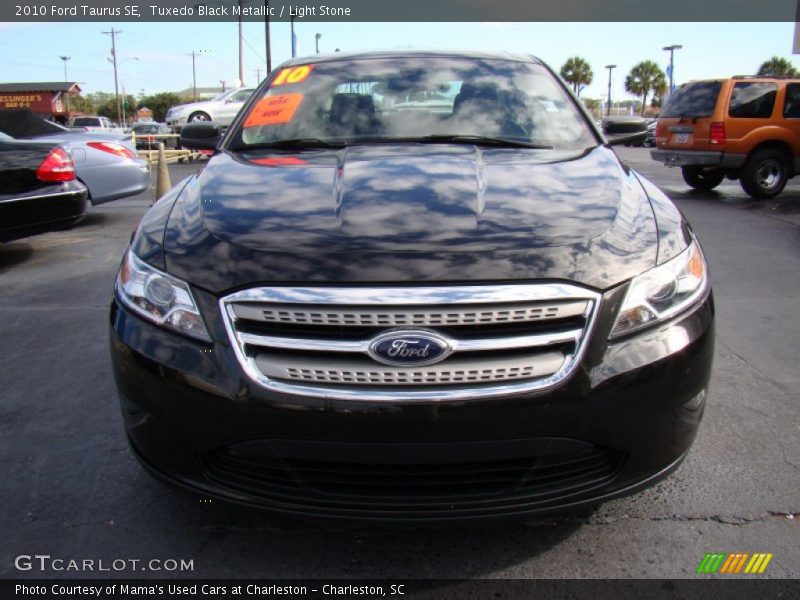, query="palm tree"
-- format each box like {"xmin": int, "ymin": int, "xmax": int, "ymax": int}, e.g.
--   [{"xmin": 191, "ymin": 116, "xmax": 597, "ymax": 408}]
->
[
  {"xmin": 560, "ymin": 56, "xmax": 593, "ymax": 96},
  {"xmin": 757, "ymin": 56, "xmax": 799, "ymax": 77},
  {"xmin": 625, "ymin": 61, "xmax": 667, "ymax": 116}
]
